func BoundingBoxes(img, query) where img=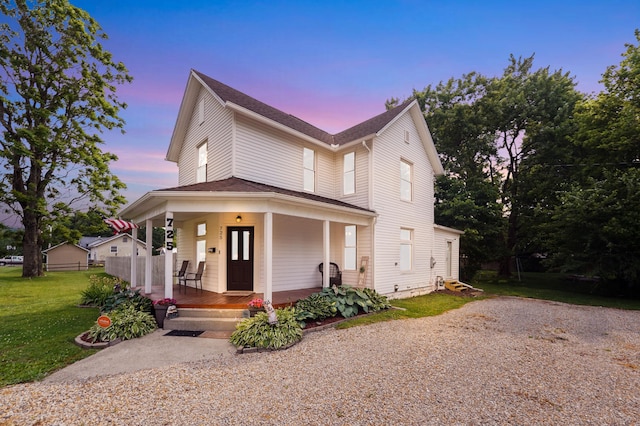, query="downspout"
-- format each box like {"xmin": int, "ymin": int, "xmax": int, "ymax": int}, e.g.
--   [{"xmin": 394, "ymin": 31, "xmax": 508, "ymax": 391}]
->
[
  {"xmin": 361, "ymin": 140, "xmax": 372, "ymax": 209},
  {"xmin": 362, "ymin": 140, "xmax": 375, "ymax": 290}
]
